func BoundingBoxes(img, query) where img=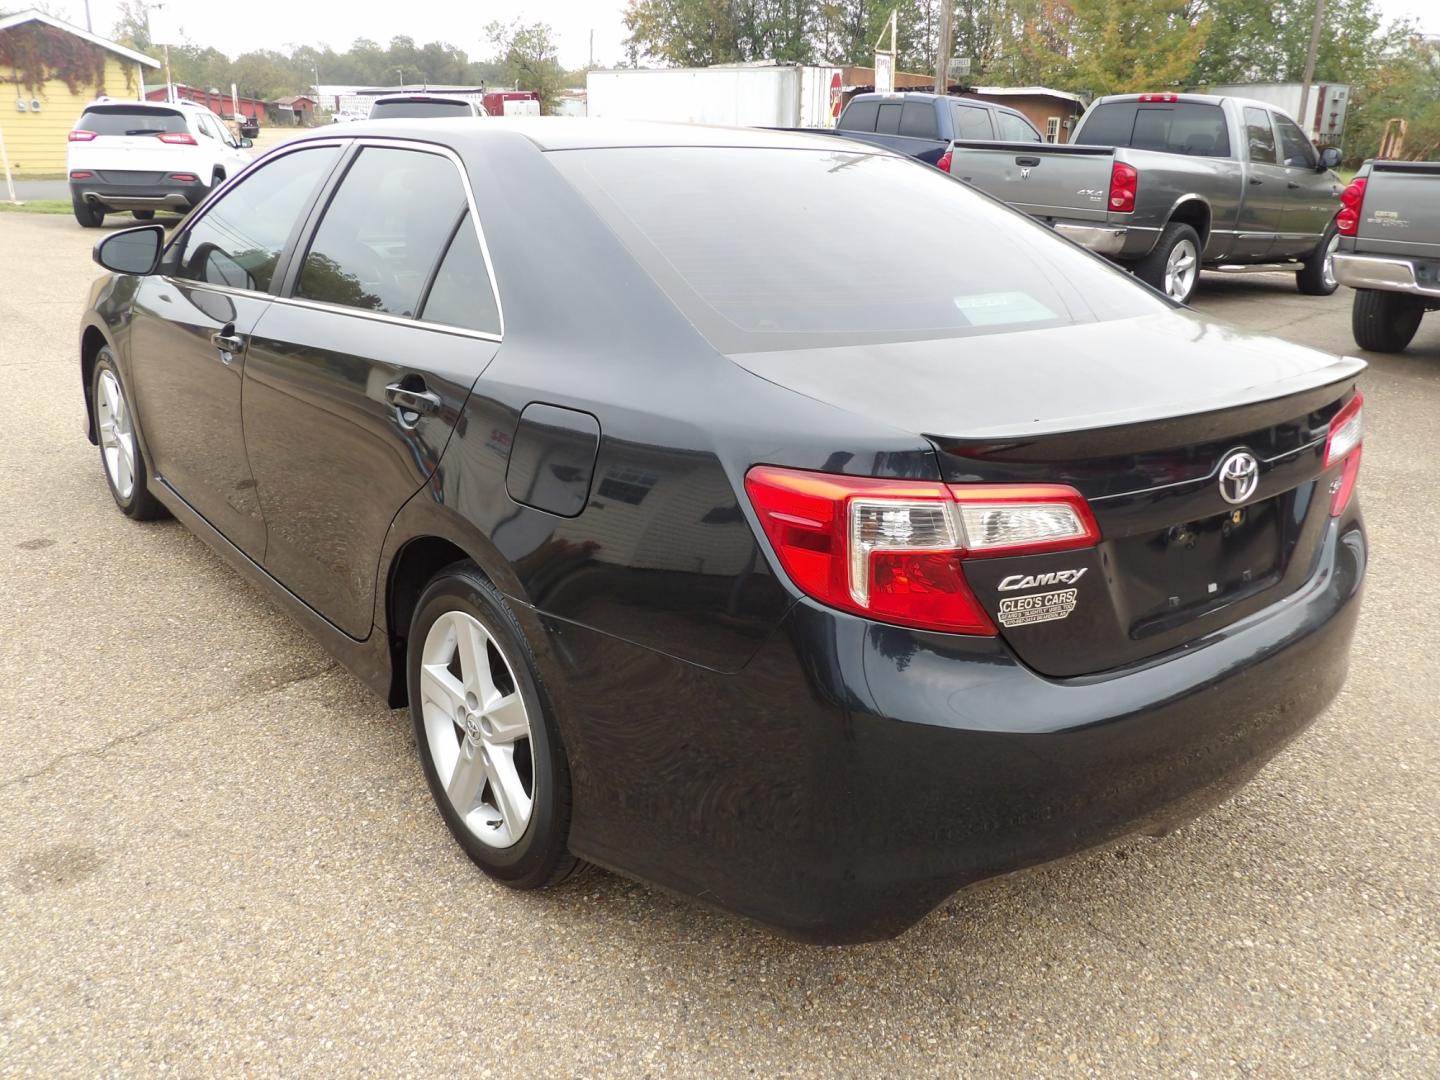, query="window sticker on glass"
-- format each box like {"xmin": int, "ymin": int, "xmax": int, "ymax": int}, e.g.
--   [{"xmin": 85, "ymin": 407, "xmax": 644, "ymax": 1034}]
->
[{"xmin": 952, "ymin": 292, "xmax": 1057, "ymax": 327}]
